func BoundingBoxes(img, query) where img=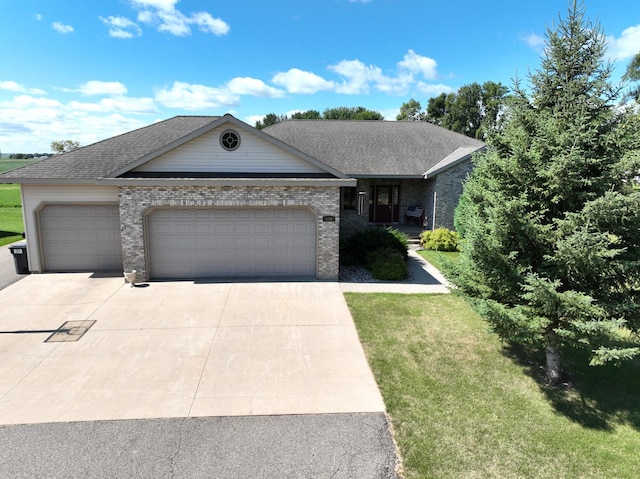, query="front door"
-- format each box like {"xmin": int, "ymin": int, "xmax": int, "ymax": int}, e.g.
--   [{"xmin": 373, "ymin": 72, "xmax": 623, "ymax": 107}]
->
[{"xmin": 369, "ymin": 185, "xmax": 400, "ymax": 223}]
